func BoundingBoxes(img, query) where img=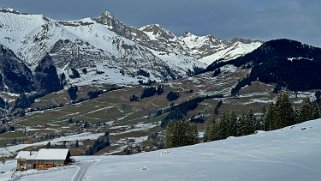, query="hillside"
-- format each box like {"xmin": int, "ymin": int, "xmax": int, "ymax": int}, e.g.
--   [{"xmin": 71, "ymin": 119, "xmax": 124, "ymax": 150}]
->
[
  {"xmin": 2, "ymin": 118, "xmax": 321, "ymax": 180},
  {"xmin": 0, "ymin": 65, "xmax": 317, "ymax": 157},
  {"xmin": 206, "ymin": 39, "xmax": 321, "ymax": 94}
]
